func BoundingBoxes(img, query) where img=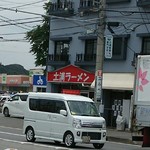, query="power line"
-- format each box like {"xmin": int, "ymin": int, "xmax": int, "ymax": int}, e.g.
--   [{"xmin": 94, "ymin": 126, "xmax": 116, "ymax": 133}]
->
[
  {"xmin": 0, "ymin": 6, "xmax": 45, "ymax": 17},
  {"xmin": 0, "ymin": 15, "xmax": 31, "ymax": 30},
  {"xmin": 0, "ymin": 32, "xmax": 27, "ymax": 35},
  {"xmin": 106, "ymin": 9, "xmax": 150, "ymax": 14},
  {"xmin": 0, "ymin": 1, "xmax": 45, "ymax": 30},
  {"xmin": 0, "ymin": 0, "xmax": 46, "ymax": 9},
  {"xmin": 0, "ymin": 16, "xmax": 41, "ymax": 23},
  {"xmin": 0, "ymin": 19, "xmax": 43, "ymax": 27}
]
